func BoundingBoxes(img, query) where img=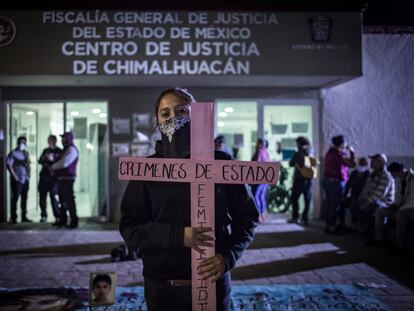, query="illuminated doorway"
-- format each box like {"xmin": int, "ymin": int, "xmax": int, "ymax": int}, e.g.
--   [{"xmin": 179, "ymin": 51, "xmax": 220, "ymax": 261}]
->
[{"xmin": 7, "ymin": 101, "xmax": 109, "ymax": 222}]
